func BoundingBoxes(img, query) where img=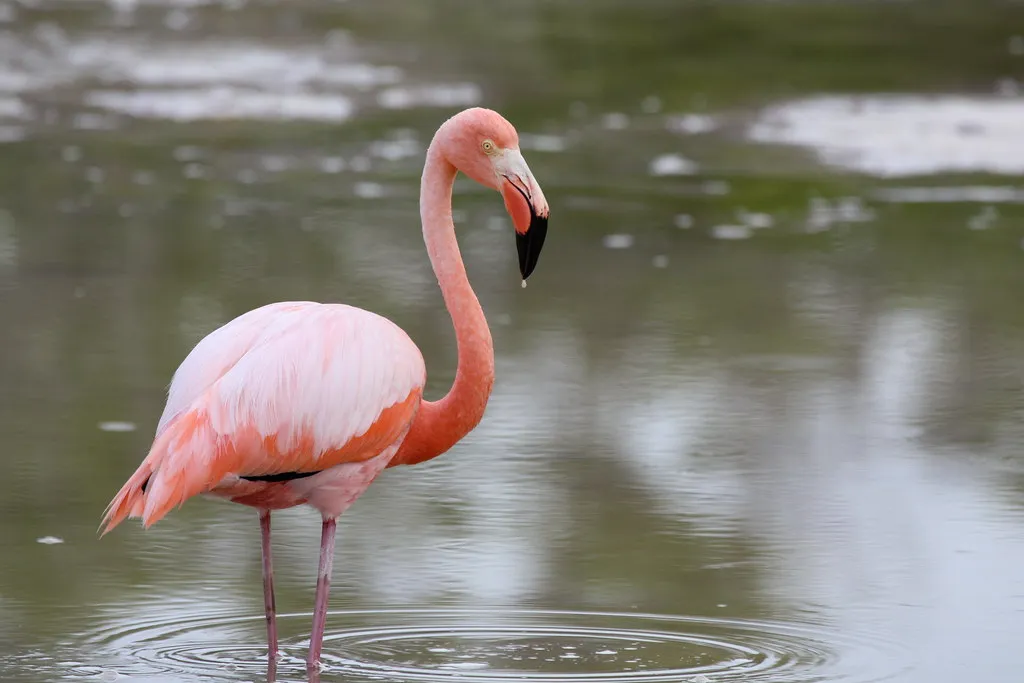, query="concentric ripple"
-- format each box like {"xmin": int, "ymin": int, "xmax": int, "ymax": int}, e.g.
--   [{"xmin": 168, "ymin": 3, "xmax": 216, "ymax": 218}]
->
[{"xmin": 48, "ymin": 607, "xmax": 915, "ymax": 682}]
